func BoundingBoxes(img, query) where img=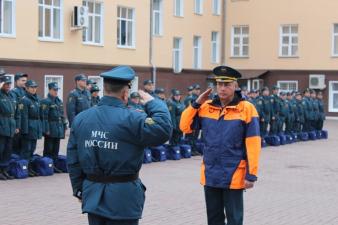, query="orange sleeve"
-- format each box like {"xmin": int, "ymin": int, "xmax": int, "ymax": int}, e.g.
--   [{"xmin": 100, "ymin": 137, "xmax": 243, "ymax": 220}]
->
[
  {"xmin": 179, "ymin": 105, "xmax": 199, "ymax": 134},
  {"xmin": 244, "ymin": 102, "xmax": 261, "ymax": 181}
]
